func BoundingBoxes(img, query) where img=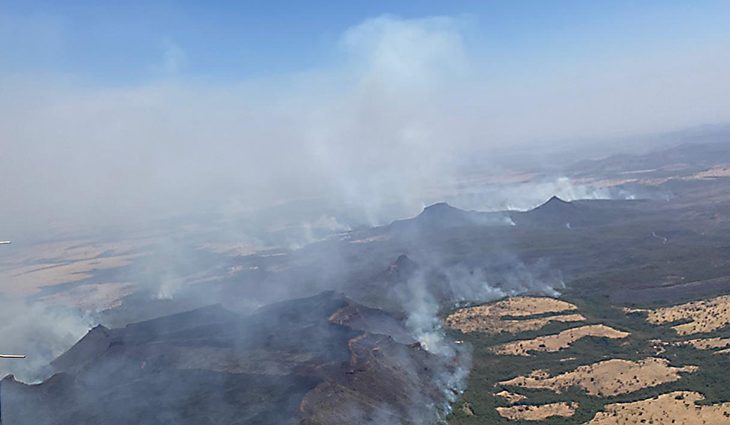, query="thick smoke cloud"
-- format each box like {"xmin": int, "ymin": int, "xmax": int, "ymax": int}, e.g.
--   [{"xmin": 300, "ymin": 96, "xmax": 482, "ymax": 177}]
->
[
  {"xmin": 0, "ymin": 16, "xmax": 472, "ymax": 238},
  {"xmin": 2, "ymin": 15, "xmax": 730, "ymax": 239}
]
